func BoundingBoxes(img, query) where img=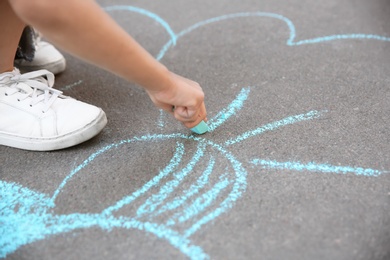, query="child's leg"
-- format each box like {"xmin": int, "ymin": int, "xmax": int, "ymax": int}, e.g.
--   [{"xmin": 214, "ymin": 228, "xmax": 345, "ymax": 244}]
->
[{"xmin": 0, "ymin": 0, "xmax": 25, "ymax": 72}]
